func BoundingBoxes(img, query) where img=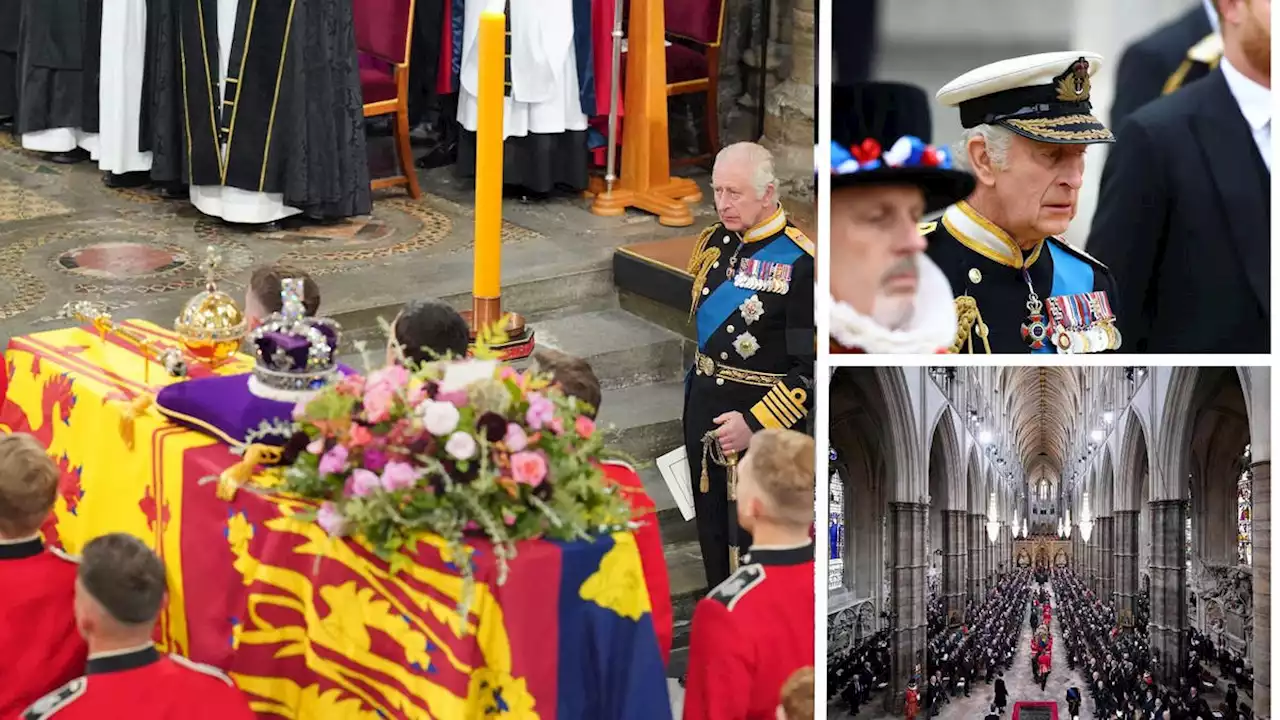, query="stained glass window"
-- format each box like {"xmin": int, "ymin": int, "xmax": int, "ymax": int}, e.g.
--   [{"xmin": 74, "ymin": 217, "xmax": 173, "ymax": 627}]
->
[
  {"xmin": 1238, "ymin": 444, "xmax": 1252, "ymax": 566},
  {"xmin": 829, "ymin": 447, "xmax": 845, "ymax": 592},
  {"xmin": 1185, "ymin": 516, "xmax": 1192, "ymax": 573}
]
